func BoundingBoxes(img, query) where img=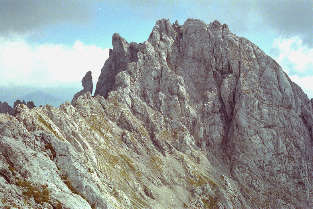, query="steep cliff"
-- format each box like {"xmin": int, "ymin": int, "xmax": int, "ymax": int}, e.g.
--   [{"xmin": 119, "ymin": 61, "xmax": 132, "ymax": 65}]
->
[{"xmin": 0, "ymin": 19, "xmax": 312, "ymax": 209}]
